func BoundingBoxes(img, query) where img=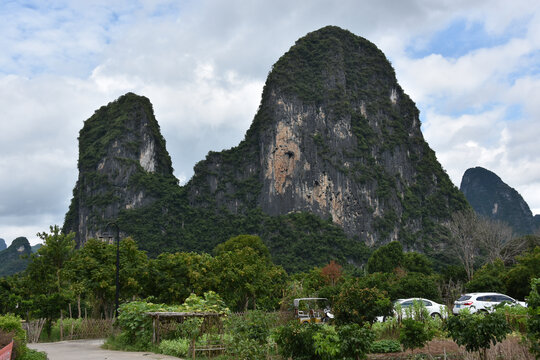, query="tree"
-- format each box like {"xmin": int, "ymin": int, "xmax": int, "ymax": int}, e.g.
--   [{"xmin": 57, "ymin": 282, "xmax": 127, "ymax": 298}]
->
[
  {"xmin": 465, "ymin": 259, "xmax": 506, "ymax": 293},
  {"xmin": 445, "ymin": 311, "xmax": 511, "ymax": 360},
  {"xmin": 64, "ymin": 237, "xmax": 148, "ymax": 318},
  {"xmin": 146, "ymin": 253, "xmax": 191, "ymax": 304},
  {"xmin": 337, "ymin": 324, "xmax": 374, "ymax": 360},
  {"xmin": 526, "ymin": 278, "xmax": 540, "ymax": 357},
  {"xmin": 445, "ymin": 210, "xmax": 481, "ymax": 281},
  {"xmin": 213, "ymin": 237, "xmax": 287, "ymax": 311},
  {"xmin": 321, "ymin": 260, "xmax": 343, "ymax": 287},
  {"xmin": 505, "ymin": 246, "xmax": 540, "ymax": 299},
  {"xmin": 400, "ymin": 318, "xmax": 434, "ymax": 354},
  {"xmin": 477, "ymin": 216, "xmax": 513, "ymax": 264},
  {"xmin": 214, "ymin": 234, "xmax": 270, "ymax": 259},
  {"xmin": 35, "ymin": 225, "xmax": 76, "ymax": 292},
  {"xmin": 366, "ymin": 241, "xmax": 404, "ymax": 274},
  {"xmin": 333, "ymin": 279, "xmax": 392, "ymax": 325},
  {"xmin": 402, "ymin": 252, "xmax": 432, "ymax": 275}
]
